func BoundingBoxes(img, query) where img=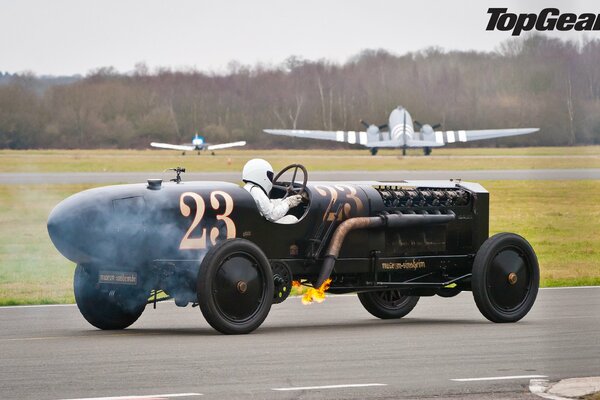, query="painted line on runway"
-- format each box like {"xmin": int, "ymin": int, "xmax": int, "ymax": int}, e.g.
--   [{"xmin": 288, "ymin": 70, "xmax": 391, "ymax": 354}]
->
[
  {"xmin": 272, "ymin": 383, "xmax": 387, "ymax": 391},
  {"xmin": 58, "ymin": 393, "xmax": 202, "ymax": 400},
  {"xmin": 451, "ymin": 375, "xmax": 547, "ymax": 382}
]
